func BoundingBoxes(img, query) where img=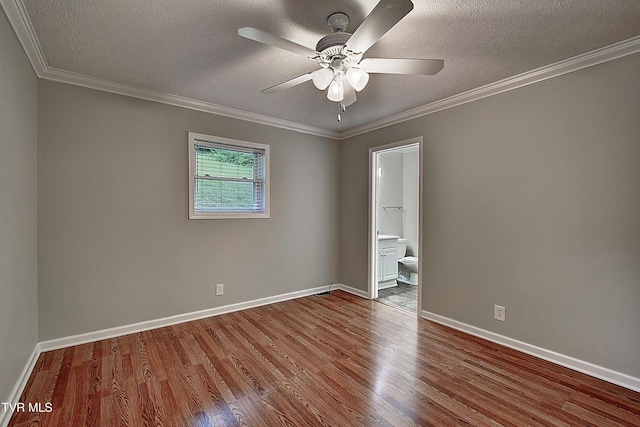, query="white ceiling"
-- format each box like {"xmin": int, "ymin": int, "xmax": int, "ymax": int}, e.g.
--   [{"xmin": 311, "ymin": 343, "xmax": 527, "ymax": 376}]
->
[{"xmin": 3, "ymin": 0, "xmax": 640, "ymax": 138}]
